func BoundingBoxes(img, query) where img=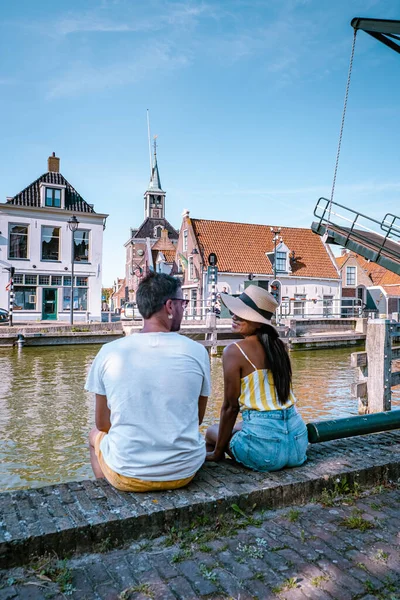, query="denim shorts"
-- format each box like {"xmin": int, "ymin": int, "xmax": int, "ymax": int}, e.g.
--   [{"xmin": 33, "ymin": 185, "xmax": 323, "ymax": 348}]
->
[{"xmin": 229, "ymin": 405, "xmax": 308, "ymax": 472}]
